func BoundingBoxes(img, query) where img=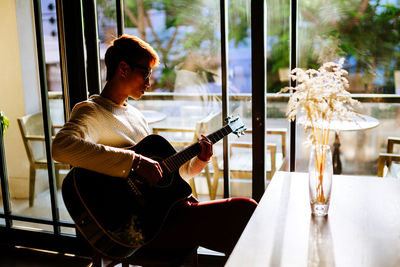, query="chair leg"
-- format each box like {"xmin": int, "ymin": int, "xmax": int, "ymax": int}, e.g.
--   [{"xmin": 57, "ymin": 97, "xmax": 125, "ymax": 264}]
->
[
  {"xmin": 210, "ymin": 172, "xmax": 220, "ymax": 200},
  {"xmin": 209, "ymin": 158, "xmax": 220, "ymax": 200},
  {"xmin": 92, "ymin": 251, "xmax": 103, "ymax": 267},
  {"xmin": 189, "ymin": 178, "xmax": 198, "ymax": 198},
  {"xmin": 203, "ymin": 165, "xmax": 212, "ymax": 197},
  {"xmin": 29, "ymin": 166, "xmax": 36, "ymax": 207}
]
